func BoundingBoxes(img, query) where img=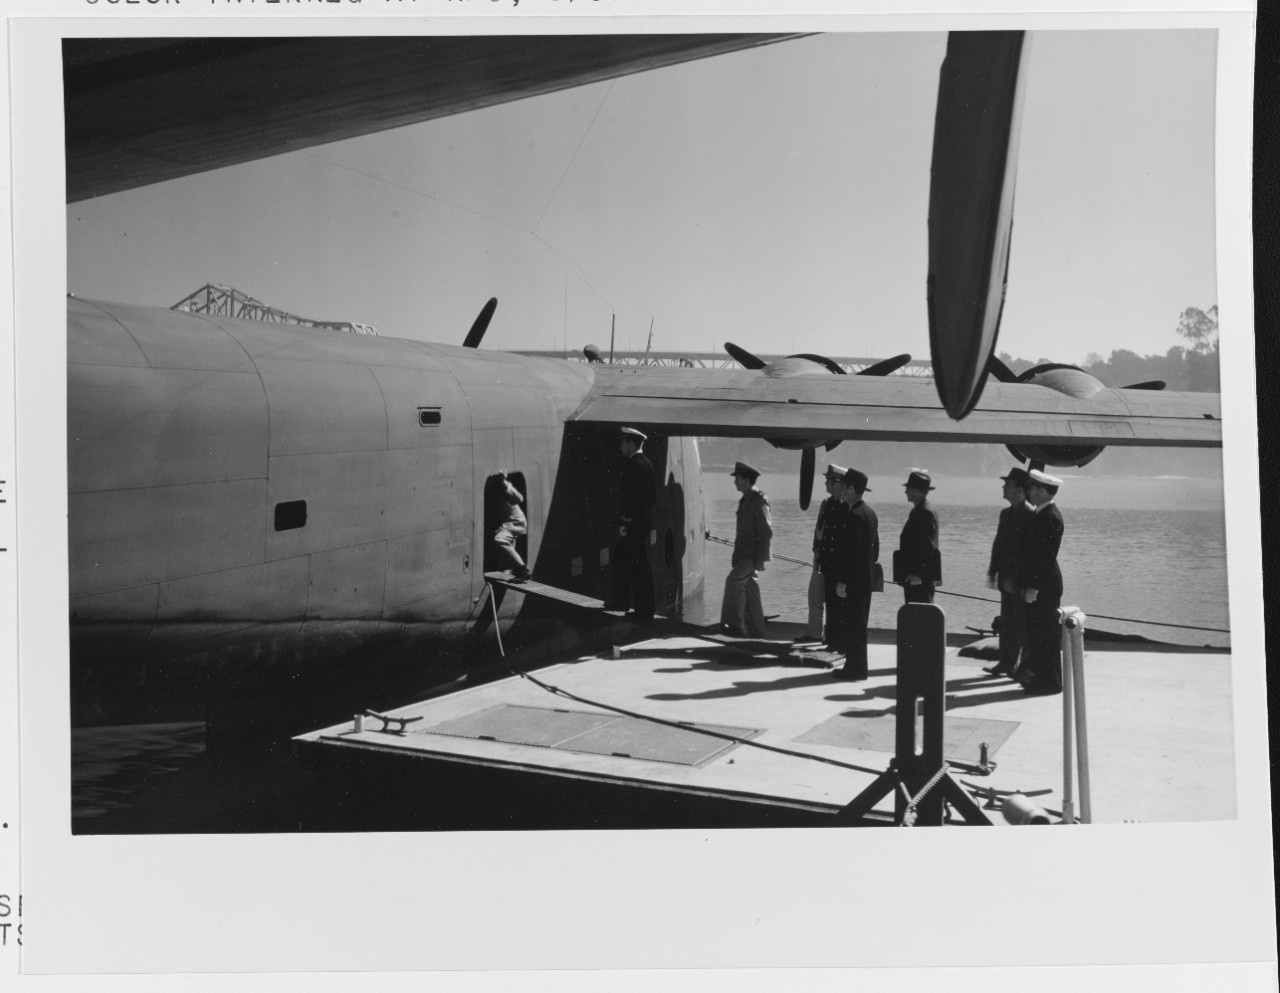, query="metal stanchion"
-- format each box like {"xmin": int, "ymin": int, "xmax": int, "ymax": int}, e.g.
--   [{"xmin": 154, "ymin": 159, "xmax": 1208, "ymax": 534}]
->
[
  {"xmin": 1060, "ymin": 611, "xmax": 1075, "ymax": 824},
  {"xmin": 1057, "ymin": 606, "xmax": 1090, "ymax": 824},
  {"xmin": 1067, "ymin": 610, "xmax": 1091, "ymax": 823}
]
